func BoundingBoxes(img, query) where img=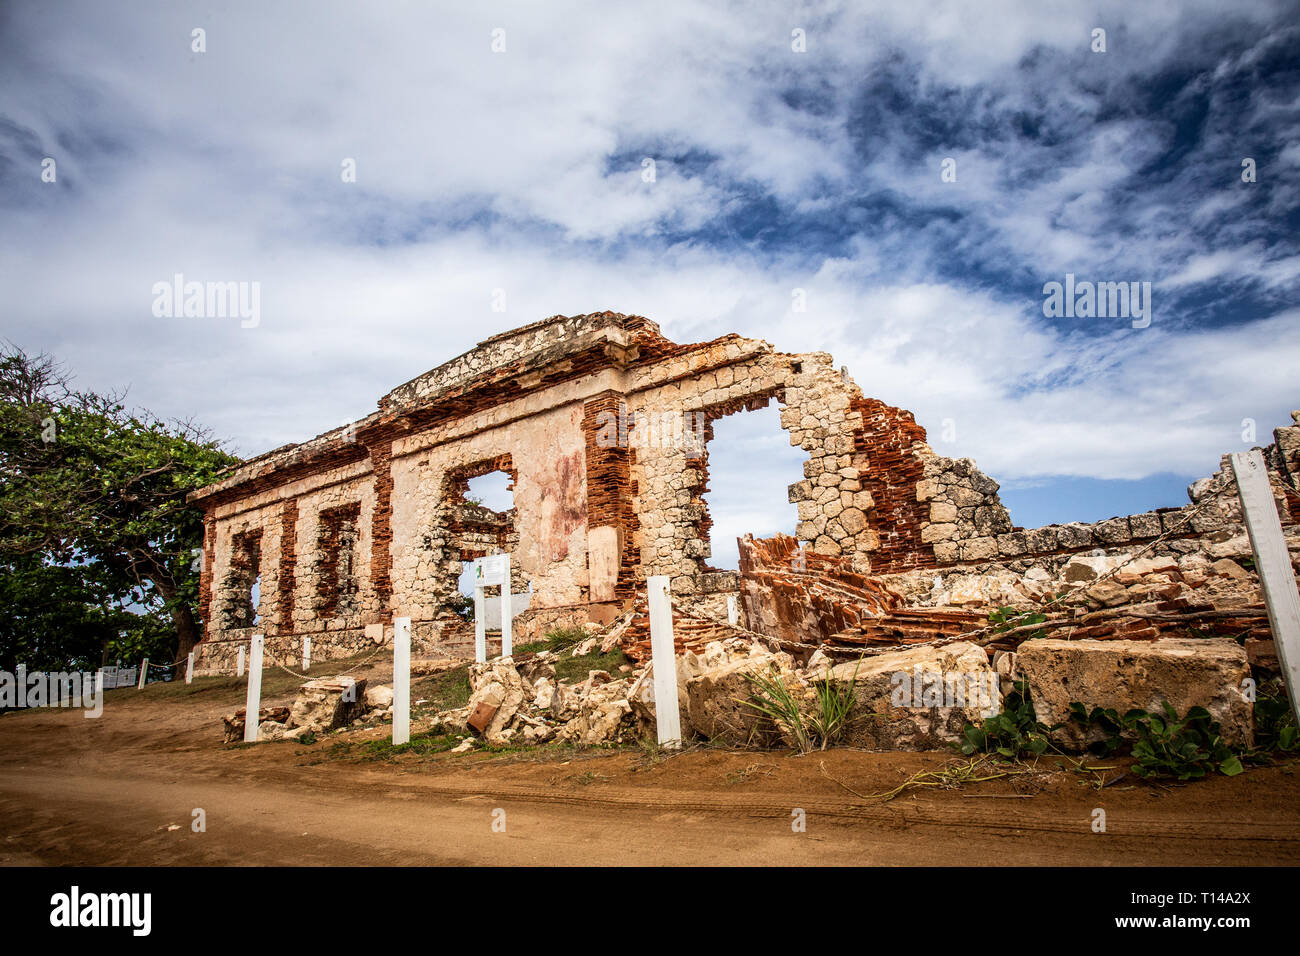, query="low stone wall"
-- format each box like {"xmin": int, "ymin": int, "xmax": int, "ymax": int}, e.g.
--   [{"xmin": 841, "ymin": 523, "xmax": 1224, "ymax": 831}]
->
[
  {"xmin": 193, "ymin": 626, "xmax": 381, "ymax": 676},
  {"xmin": 921, "ymin": 420, "xmax": 1299, "ymax": 571}
]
